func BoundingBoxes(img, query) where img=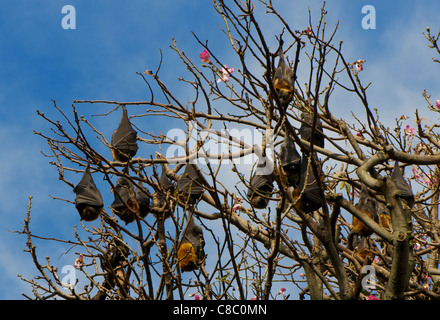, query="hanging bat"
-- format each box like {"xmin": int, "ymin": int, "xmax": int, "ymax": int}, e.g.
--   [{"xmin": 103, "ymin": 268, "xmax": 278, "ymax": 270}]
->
[
  {"xmin": 73, "ymin": 165, "xmax": 104, "ymax": 221},
  {"xmin": 355, "ymin": 237, "xmax": 374, "ymax": 260},
  {"xmin": 352, "ymin": 185, "xmax": 379, "ymax": 237},
  {"xmin": 247, "ymin": 160, "xmax": 274, "ymax": 209},
  {"xmin": 151, "ymin": 166, "xmax": 176, "ymax": 219},
  {"xmin": 177, "ymin": 163, "xmax": 204, "ymax": 205},
  {"xmin": 391, "ymin": 161, "xmax": 415, "ymax": 208},
  {"xmin": 273, "ymin": 49, "xmax": 295, "ymax": 108},
  {"xmin": 299, "ymin": 112, "xmax": 325, "ymax": 150},
  {"xmin": 292, "ymin": 156, "xmax": 324, "ymax": 213},
  {"xmin": 178, "ymin": 218, "xmax": 205, "ymax": 272},
  {"xmin": 111, "ymin": 107, "xmax": 138, "ymax": 162},
  {"xmin": 135, "ymin": 182, "xmax": 150, "ymax": 219},
  {"xmin": 279, "ymin": 128, "xmax": 301, "ymax": 187},
  {"xmin": 110, "ymin": 177, "xmax": 140, "ymax": 225},
  {"xmin": 94, "ymin": 238, "xmax": 131, "ymax": 299},
  {"xmin": 378, "ymin": 203, "xmax": 392, "ymax": 231}
]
